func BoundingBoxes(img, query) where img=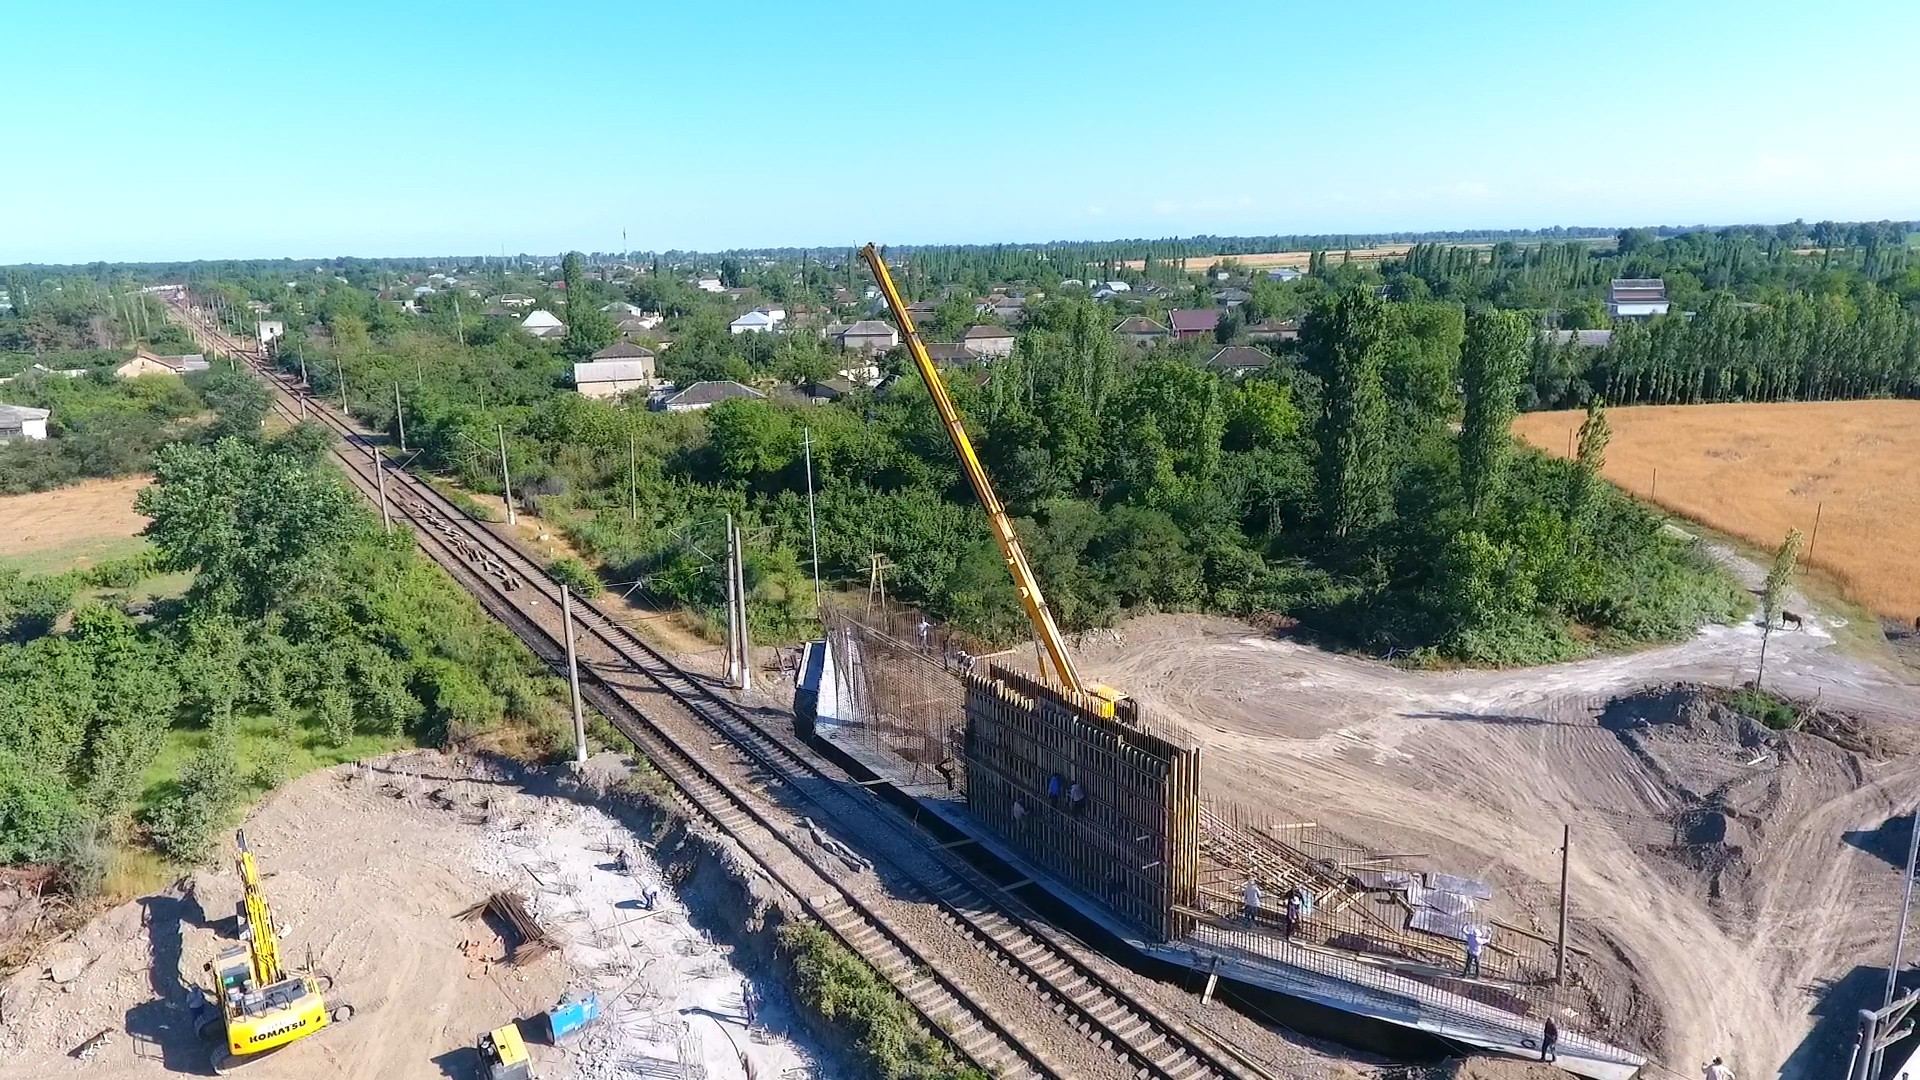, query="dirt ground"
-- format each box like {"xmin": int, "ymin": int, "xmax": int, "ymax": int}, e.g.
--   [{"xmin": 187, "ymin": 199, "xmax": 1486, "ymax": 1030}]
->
[
  {"xmin": 0, "ymin": 752, "xmax": 816, "ymax": 1080},
  {"xmin": 0, "ymin": 476, "xmax": 151, "ymax": 571},
  {"xmin": 1513, "ymin": 401, "xmax": 1920, "ymax": 622},
  {"xmin": 1073, "ymin": 535, "xmax": 1920, "ymax": 1080}
]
